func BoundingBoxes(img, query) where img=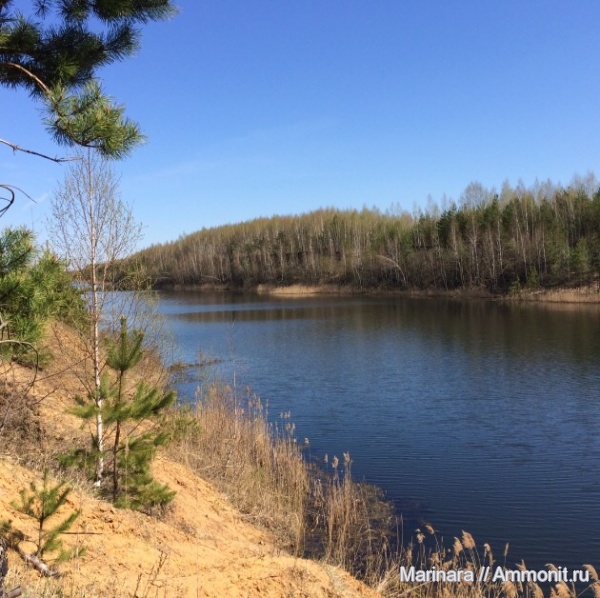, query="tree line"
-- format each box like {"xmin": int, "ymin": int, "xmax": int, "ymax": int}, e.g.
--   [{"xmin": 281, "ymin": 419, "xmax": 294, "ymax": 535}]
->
[{"xmin": 122, "ymin": 177, "xmax": 600, "ymax": 294}]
